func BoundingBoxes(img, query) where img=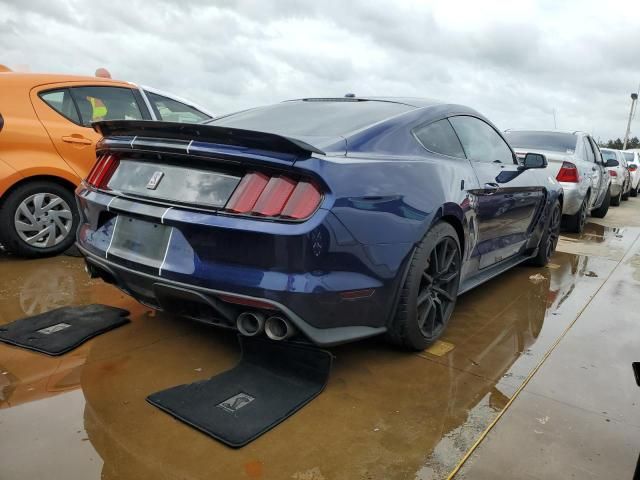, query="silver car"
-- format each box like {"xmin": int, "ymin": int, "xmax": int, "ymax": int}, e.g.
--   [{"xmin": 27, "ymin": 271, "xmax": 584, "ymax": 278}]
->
[
  {"xmin": 600, "ymin": 148, "xmax": 631, "ymax": 205},
  {"xmin": 623, "ymin": 149, "xmax": 640, "ymax": 197},
  {"xmin": 504, "ymin": 130, "xmax": 610, "ymax": 233}
]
